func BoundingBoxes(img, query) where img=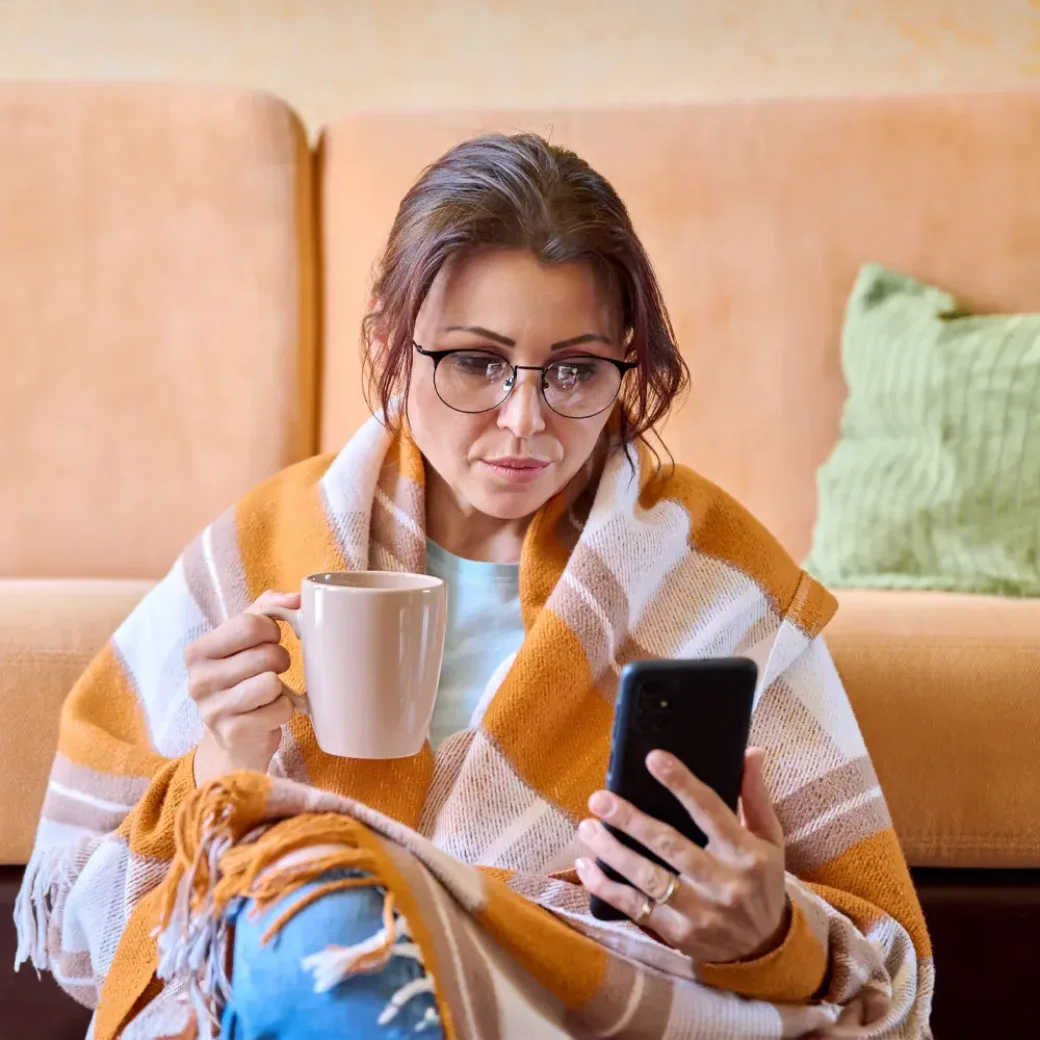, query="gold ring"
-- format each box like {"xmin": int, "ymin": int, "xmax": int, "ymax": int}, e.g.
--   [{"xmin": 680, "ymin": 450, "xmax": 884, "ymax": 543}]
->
[
  {"xmin": 633, "ymin": 894, "xmax": 654, "ymax": 926},
  {"xmin": 655, "ymin": 873, "xmax": 679, "ymax": 906}
]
